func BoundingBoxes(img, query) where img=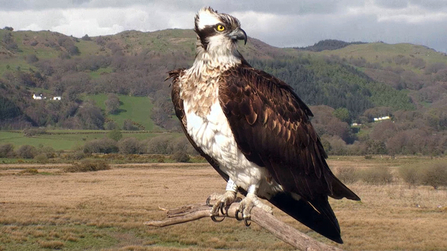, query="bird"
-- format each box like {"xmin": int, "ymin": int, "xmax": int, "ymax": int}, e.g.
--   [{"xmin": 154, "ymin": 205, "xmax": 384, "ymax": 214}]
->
[{"xmin": 168, "ymin": 7, "xmax": 360, "ymax": 244}]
